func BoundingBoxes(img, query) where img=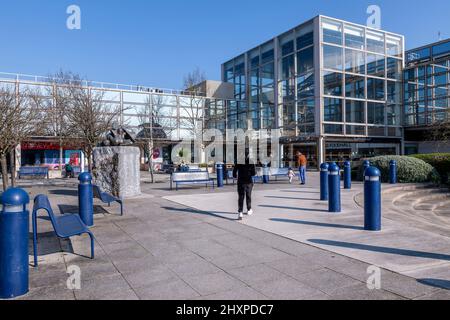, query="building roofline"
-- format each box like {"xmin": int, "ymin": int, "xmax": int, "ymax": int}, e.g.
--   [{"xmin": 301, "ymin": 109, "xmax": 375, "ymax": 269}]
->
[{"xmin": 406, "ymin": 37, "xmax": 450, "ymax": 53}]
